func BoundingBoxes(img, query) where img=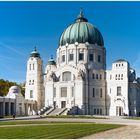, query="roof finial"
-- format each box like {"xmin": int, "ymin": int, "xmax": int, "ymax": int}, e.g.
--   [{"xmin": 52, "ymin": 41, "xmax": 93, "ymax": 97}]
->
[
  {"xmin": 50, "ymin": 55, "xmax": 53, "ymax": 59},
  {"xmin": 76, "ymin": 8, "xmax": 88, "ymax": 22},
  {"xmin": 79, "ymin": 7, "xmax": 84, "ymax": 18},
  {"xmin": 34, "ymin": 46, "xmax": 37, "ymax": 51}
]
